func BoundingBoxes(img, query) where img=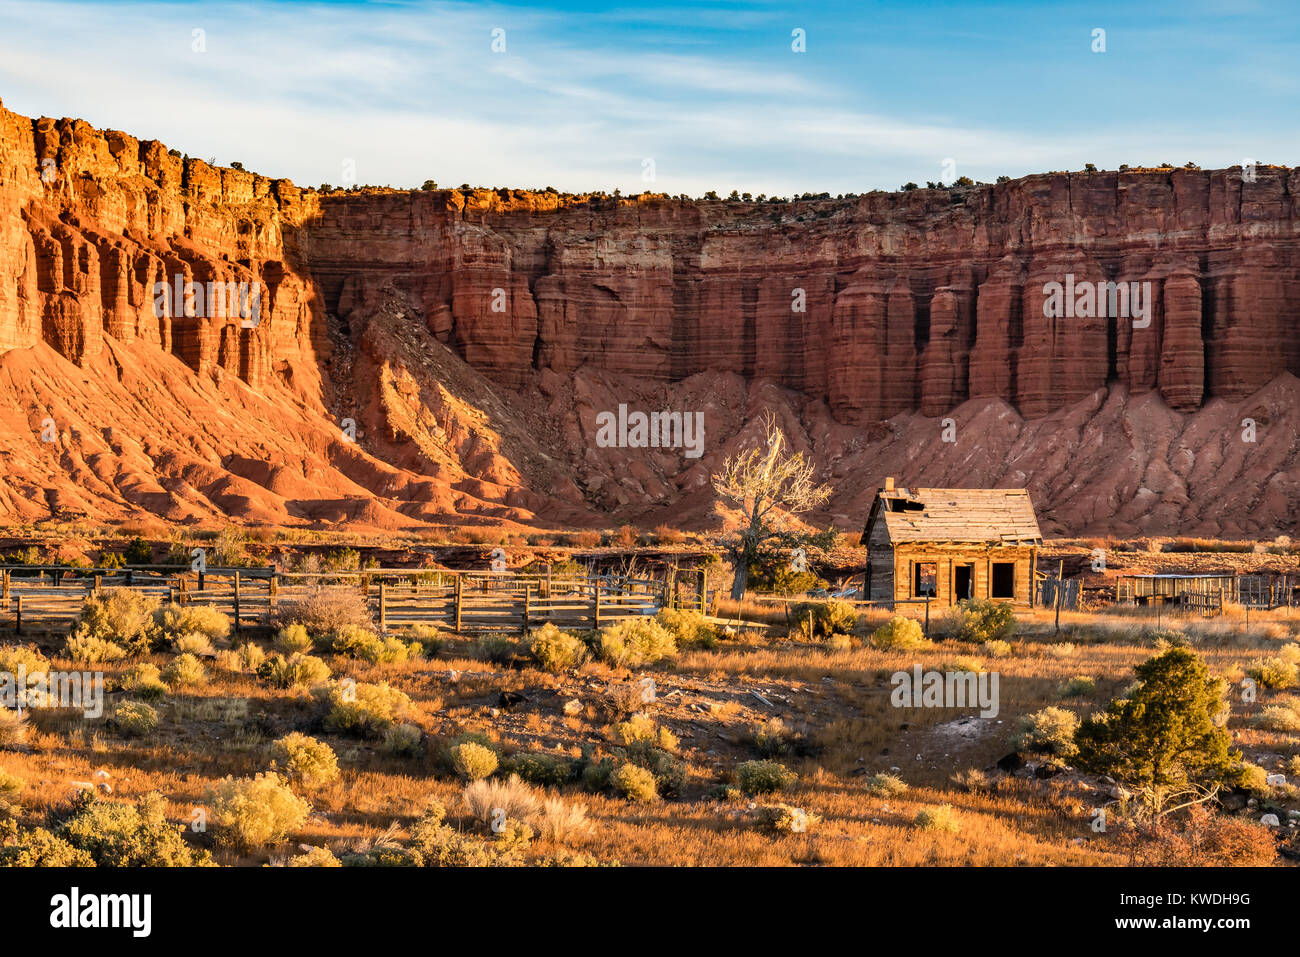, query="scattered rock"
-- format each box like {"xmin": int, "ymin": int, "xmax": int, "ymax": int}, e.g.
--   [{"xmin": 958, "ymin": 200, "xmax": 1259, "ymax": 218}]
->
[{"xmin": 1260, "ymin": 813, "xmax": 1281, "ymax": 827}]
